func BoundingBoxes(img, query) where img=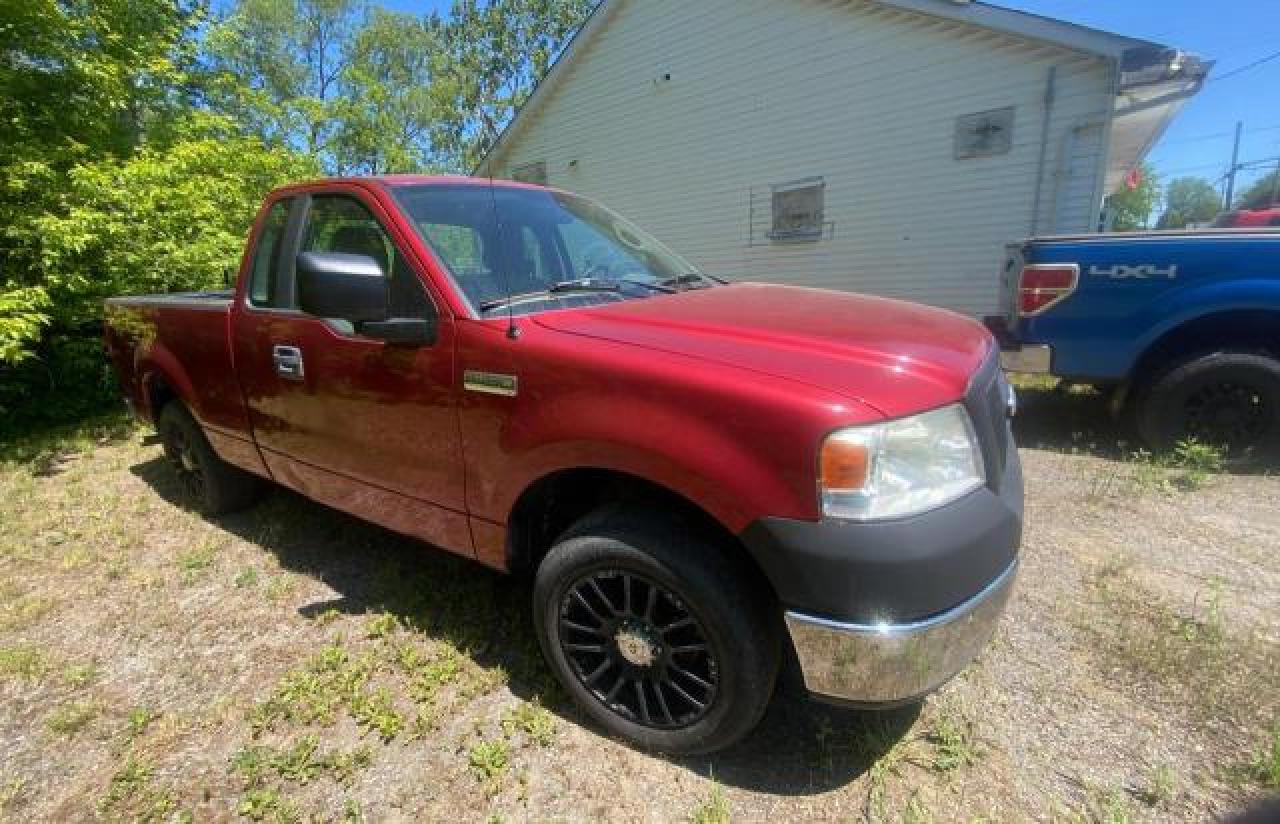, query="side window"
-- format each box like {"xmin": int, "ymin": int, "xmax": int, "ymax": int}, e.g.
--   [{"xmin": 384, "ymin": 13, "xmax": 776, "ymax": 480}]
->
[
  {"xmin": 248, "ymin": 199, "xmax": 291, "ymax": 306},
  {"xmin": 301, "ymin": 195, "xmax": 432, "ymax": 320}
]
